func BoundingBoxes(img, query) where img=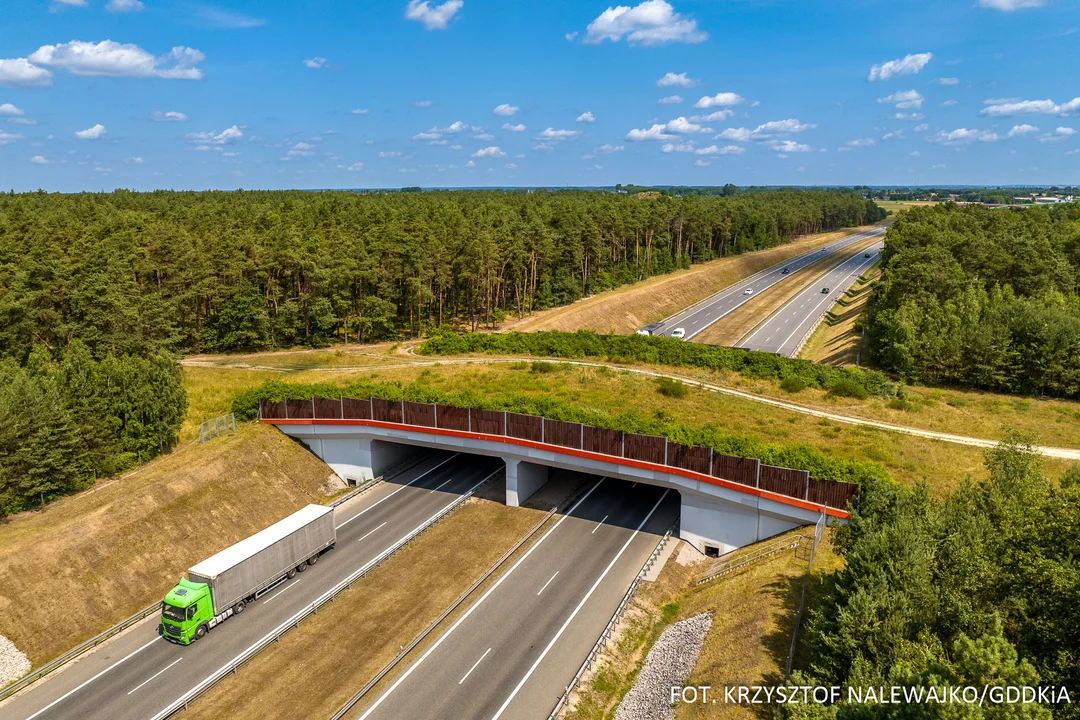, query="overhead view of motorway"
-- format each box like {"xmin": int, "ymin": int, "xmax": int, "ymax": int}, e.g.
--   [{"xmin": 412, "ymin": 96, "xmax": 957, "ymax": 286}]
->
[
  {"xmin": 3, "ymin": 454, "xmax": 498, "ymax": 720},
  {"xmin": 649, "ymin": 227, "xmax": 885, "ymax": 342},
  {"xmin": 738, "ymin": 240, "xmax": 884, "ymax": 357}
]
